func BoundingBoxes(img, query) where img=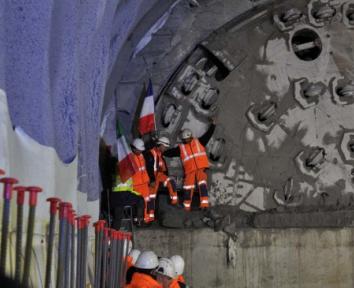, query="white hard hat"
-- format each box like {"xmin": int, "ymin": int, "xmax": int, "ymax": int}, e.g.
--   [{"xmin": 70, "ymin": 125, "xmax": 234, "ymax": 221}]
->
[
  {"xmin": 155, "ymin": 258, "xmax": 176, "ymax": 279},
  {"xmin": 129, "ymin": 249, "xmax": 141, "ymax": 265},
  {"xmin": 132, "ymin": 138, "xmax": 145, "ymax": 151},
  {"xmin": 181, "ymin": 129, "xmax": 192, "ymax": 140},
  {"xmin": 135, "ymin": 251, "xmax": 159, "ymax": 269},
  {"xmin": 170, "ymin": 255, "xmax": 185, "ymax": 276},
  {"xmin": 157, "ymin": 136, "xmax": 170, "ymax": 147}
]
